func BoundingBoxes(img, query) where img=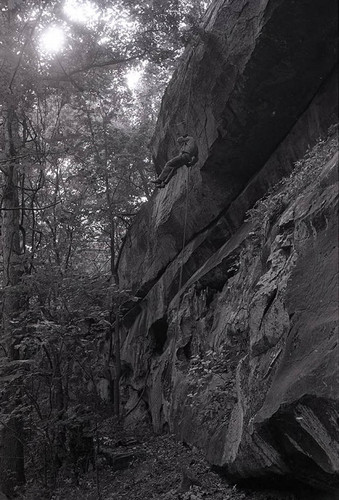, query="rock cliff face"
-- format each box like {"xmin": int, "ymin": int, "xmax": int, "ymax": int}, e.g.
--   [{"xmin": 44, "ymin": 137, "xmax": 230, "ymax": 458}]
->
[{"xmin": 116, "ymin": 0, "xmax": 338, "ymax": 495}]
